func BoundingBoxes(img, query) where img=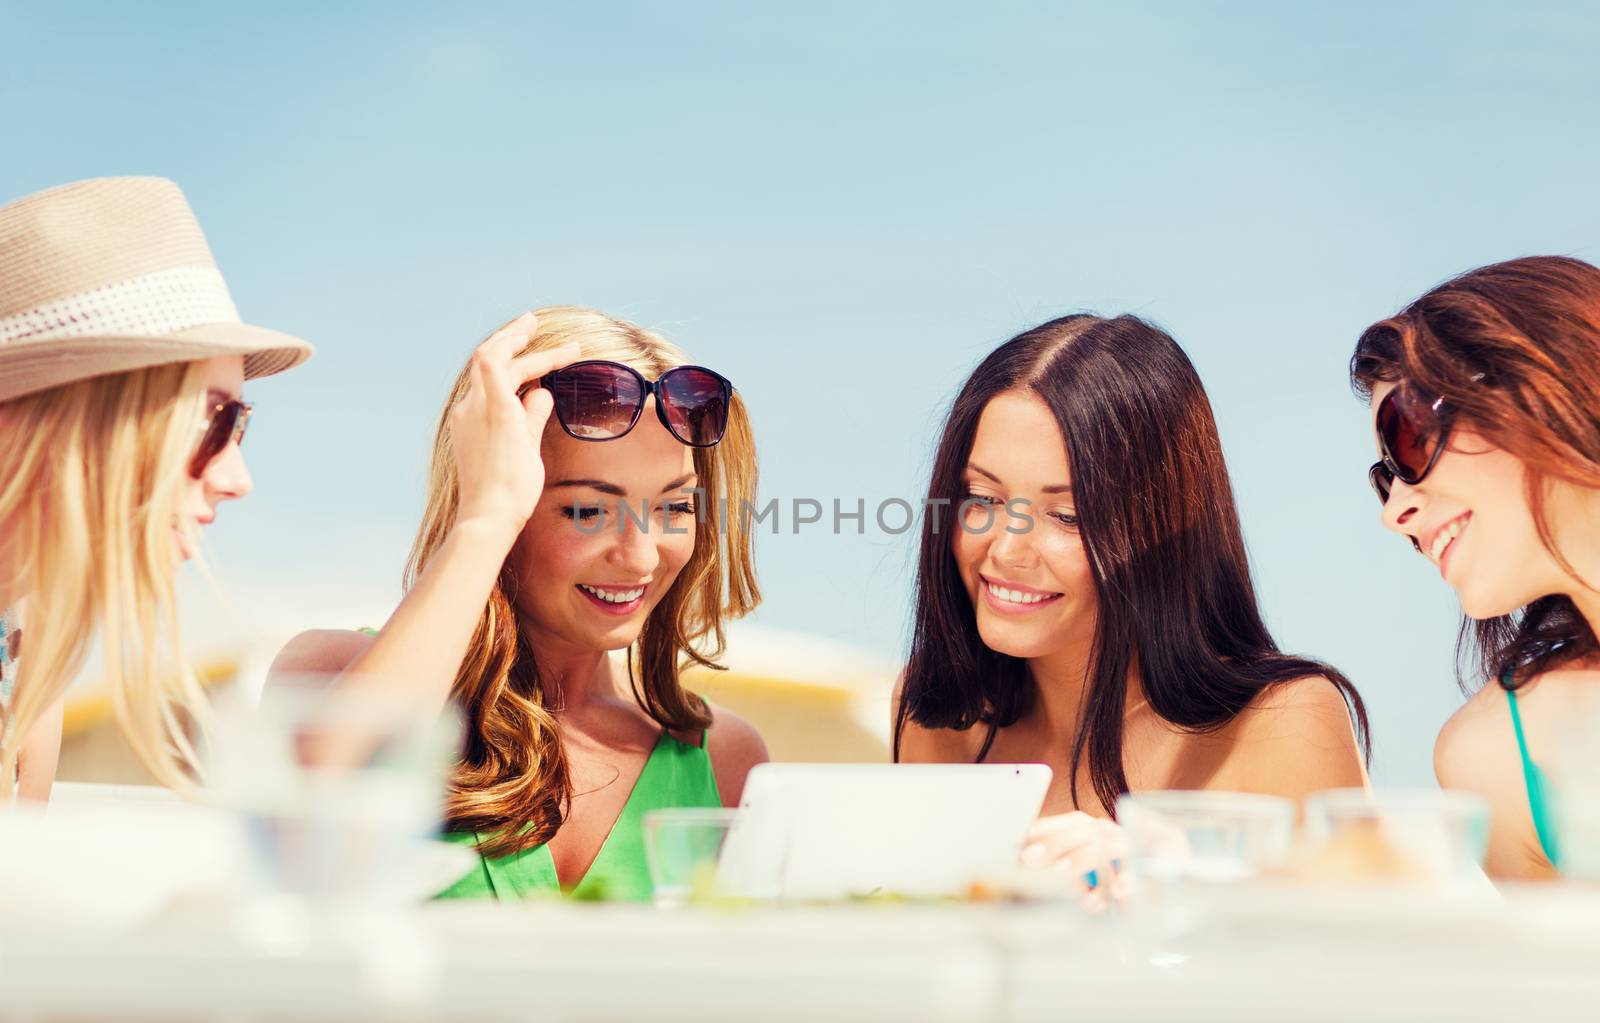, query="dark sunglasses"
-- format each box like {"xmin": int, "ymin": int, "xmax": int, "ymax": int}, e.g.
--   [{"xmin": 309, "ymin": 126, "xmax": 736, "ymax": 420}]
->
[
  {"xmin": 540, "ymin": 361, "xmax": 732, "ymax": 448},
  {"xmin": 191, "ymin": 399, "xmax": 252, "ymax": 478},
  {"xmin": 1367, "ymin": 386, "xmax": 1453, "ymax": 505}
]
